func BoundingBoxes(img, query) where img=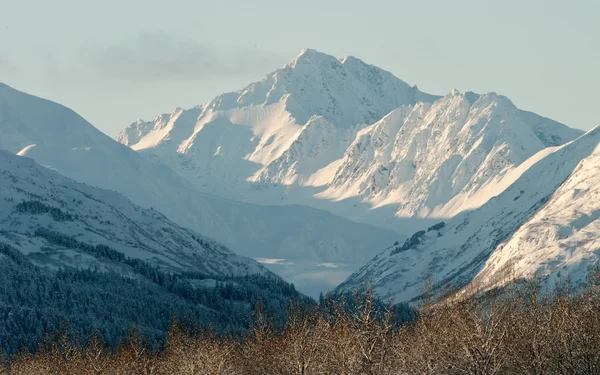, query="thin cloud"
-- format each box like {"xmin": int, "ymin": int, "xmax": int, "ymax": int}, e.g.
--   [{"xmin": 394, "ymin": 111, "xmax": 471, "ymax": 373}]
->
[{"xmin": 81, "ymin": 33, "xmax": 280, "ymax": 82}]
